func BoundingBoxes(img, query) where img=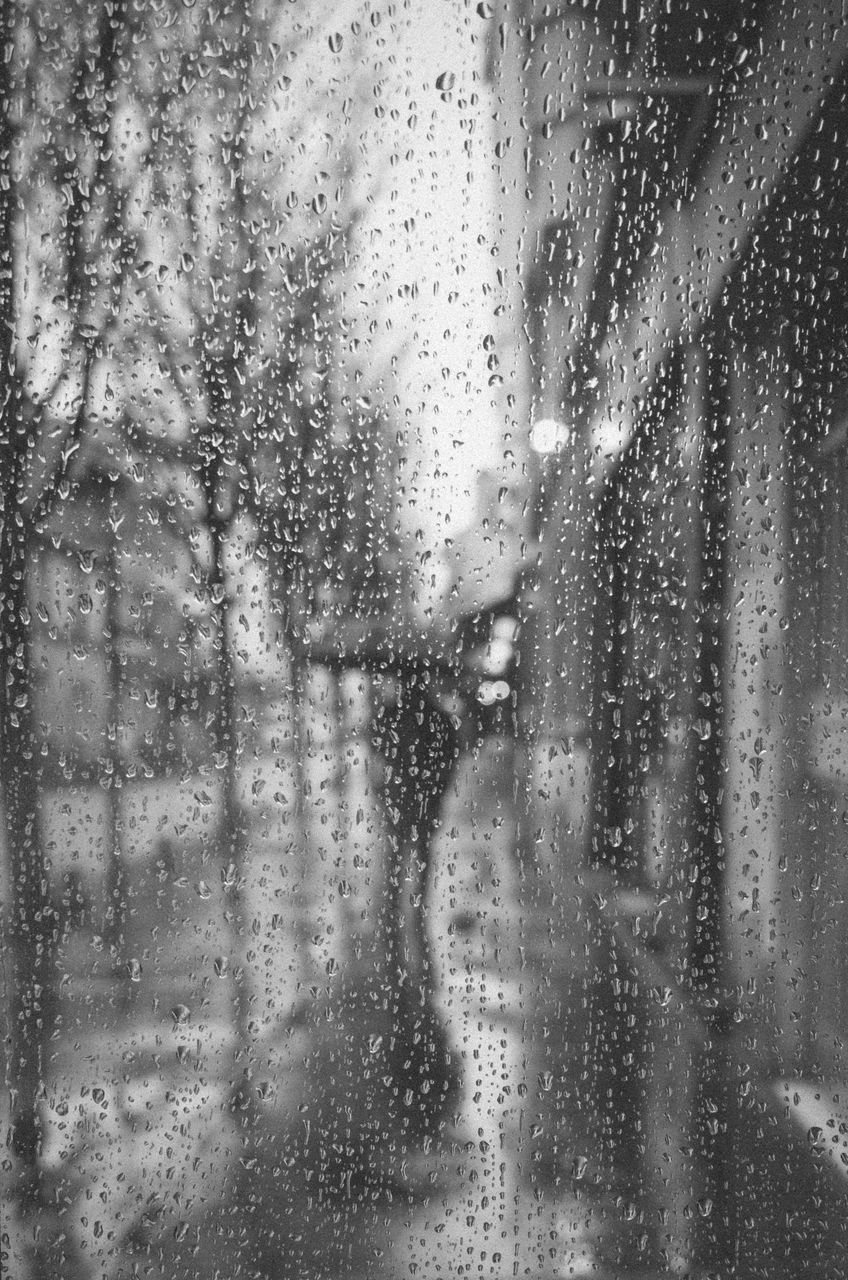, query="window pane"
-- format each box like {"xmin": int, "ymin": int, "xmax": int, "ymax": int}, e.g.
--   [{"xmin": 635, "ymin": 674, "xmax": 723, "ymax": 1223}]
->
[{"xmin": 3, "ymin": 3, "xmax": 848, "ymax": 1277}]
